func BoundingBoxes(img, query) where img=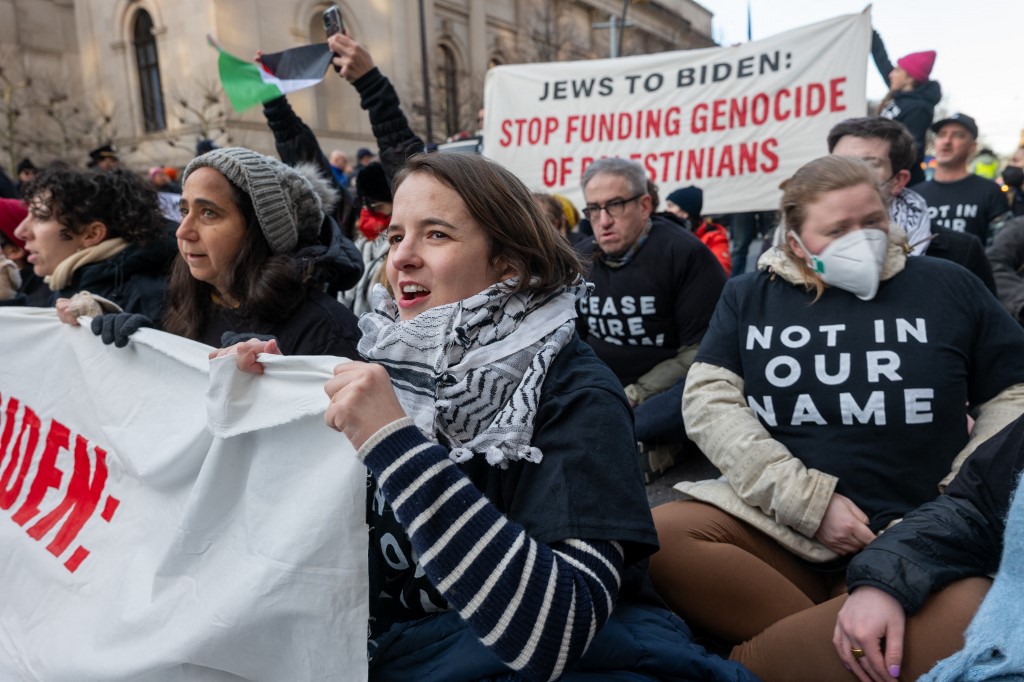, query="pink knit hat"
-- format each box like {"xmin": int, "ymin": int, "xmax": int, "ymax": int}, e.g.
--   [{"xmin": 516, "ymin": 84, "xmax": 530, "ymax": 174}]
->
[{"xmin": 897, "ymin": 51, "xmax": 936, "ymax": 83}]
